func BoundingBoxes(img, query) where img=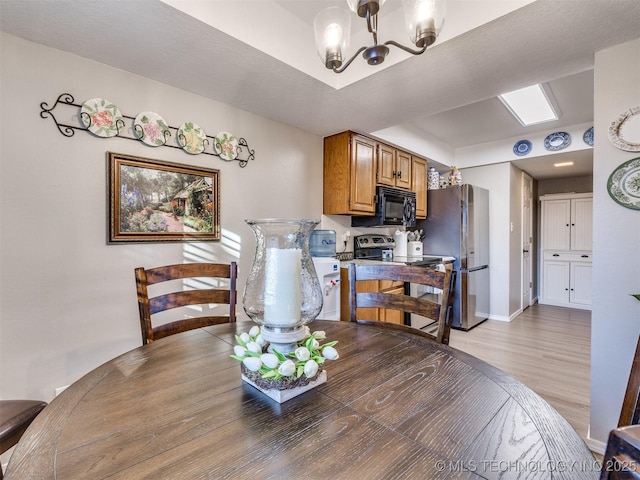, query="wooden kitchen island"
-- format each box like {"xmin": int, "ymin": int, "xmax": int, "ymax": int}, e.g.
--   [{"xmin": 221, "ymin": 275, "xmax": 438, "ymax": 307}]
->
[{"xmin": 6, "ymin": 320, "xmax": 599, "ymax": 479}]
